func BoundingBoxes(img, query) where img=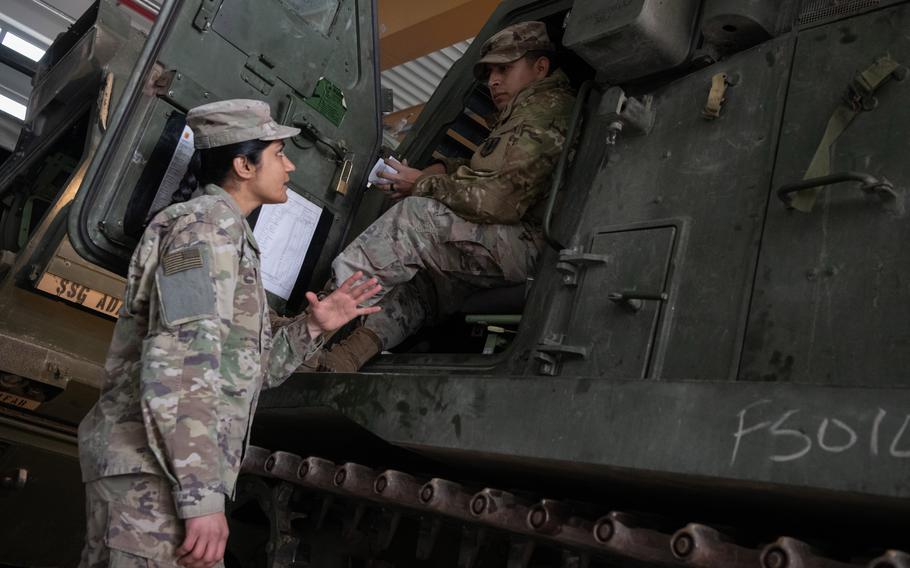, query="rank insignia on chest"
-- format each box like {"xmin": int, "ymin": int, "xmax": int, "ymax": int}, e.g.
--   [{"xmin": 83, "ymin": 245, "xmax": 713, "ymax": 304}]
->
[
  {"xmin": 162, "ymin": 247, "xmax": 204, "ymax": 275},
  {"xmin": 479, "ymin": 136, "xmax": 501, "ymax": 157}
]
